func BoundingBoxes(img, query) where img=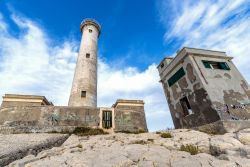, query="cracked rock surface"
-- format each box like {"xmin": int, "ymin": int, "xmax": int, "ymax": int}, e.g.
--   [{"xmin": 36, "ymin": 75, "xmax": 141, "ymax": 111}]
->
[
  {"xmin": 6, "ymin": 129, "xmax": 250, "ymax": 167},
  {"xmin": 0, "ymin": 134, "xmax": 69, "ymax": 166}
]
